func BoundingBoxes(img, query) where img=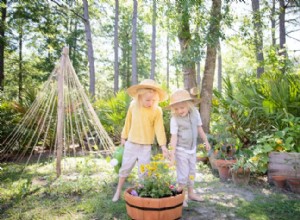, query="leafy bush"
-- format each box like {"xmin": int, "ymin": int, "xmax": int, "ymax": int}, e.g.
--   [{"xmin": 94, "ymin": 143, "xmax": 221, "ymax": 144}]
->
[
  {"xmin": 94, "ymin": 91, "xmax": 130, "ymax": 145},
  {"xmin": 213, "ymin": 73, "xmax": 300, "ymax": 149},
  {"xmin": 0, "ymin": 98, "xmax": 22, "ymax": 146}
]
